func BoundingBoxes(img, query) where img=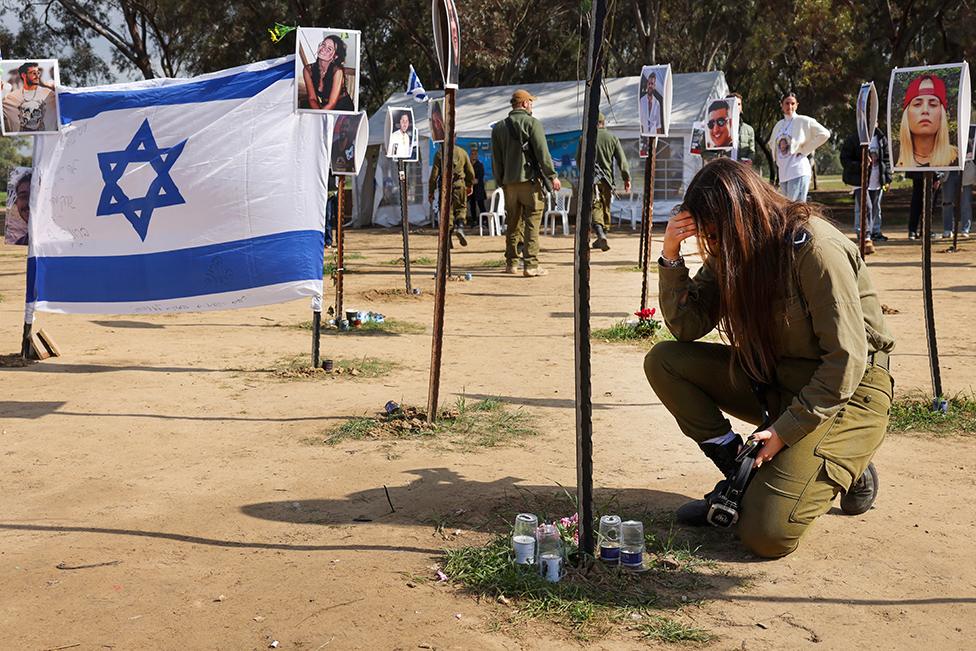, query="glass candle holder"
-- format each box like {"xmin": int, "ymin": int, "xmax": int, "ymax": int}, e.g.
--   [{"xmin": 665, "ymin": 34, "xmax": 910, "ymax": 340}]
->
[
  {"xmin": 620, "ymin": 520, "xmax": 645, "ymax": 569},
  {"xmin": 536, "ymin": 523, "xmax": 564, "ymax": 583},
  {"xmin": 598, "ymin": 515, "xmax": 622, "ymax": 563},
  {"xmin": 512, "ymin": 513, "xmax": 538, "ymax": 565}
]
